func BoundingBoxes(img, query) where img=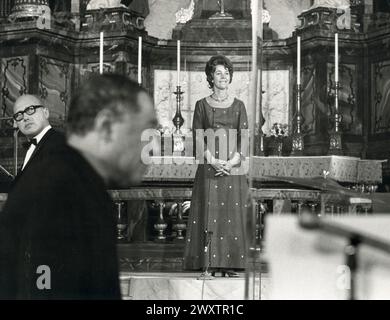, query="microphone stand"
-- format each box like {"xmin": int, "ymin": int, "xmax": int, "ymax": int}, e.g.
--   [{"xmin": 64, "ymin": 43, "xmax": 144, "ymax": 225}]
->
[
  {"xmin": 0, "ymin": 164, "xmax": 14, "ymax": 179},
  {"xmin": 345, "ymin": 236, "xmax": 359, "ymax": 300},
  {"xmin": 197, "ymin": 231, "xmax": 214, "ymax": 280},
  {"xmin": 299, "ymin": 212, "xmax": 390, "ymax": 300}
]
